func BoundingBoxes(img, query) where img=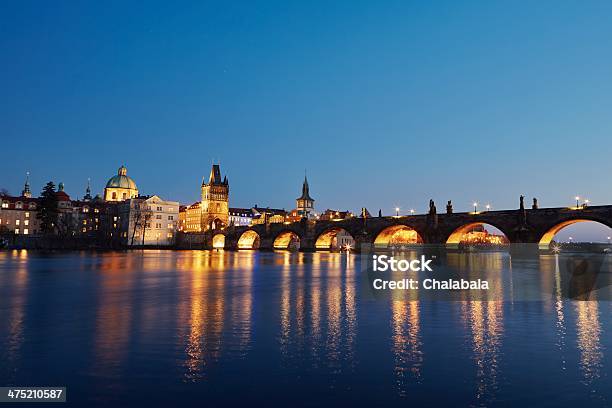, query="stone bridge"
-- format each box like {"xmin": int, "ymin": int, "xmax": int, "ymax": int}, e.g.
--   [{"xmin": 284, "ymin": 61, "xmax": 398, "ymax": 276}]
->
[{"xmin": 185, "ymin": 203, "xmax": 612, "ymax": 251}]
